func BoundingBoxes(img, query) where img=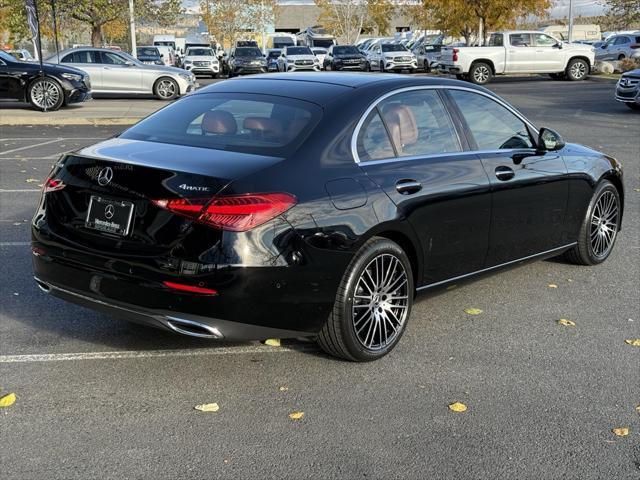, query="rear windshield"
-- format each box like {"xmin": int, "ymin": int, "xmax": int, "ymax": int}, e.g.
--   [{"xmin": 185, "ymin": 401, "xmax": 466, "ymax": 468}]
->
[
  {"xmin": 287, "ymin": 47, "xmax": 312, "ymax": 55},
  {"xmin": 382, "ymin": 44, "xmax": 407, "ymax": 52},
  {"xmin": 120, "ymin": 93, "xmax": 321, "ymax": 156},
  {"xmin": 137, "ymin": 47, "xmax": 159, "ymax": 56},
  {"xmin": 334, "ymin": 46, "xmax": 359, "ymax": 55},
  {"xmin": 267, "ymin": 50, "xmax": 281, "ymax": 58},
  {"xmin": 187, "ymin": 48, "xmax": 214, "ymax": 56},
  {"xmin": 235, "ymin": 47, "xmax": 262, "ymax": 57}
]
